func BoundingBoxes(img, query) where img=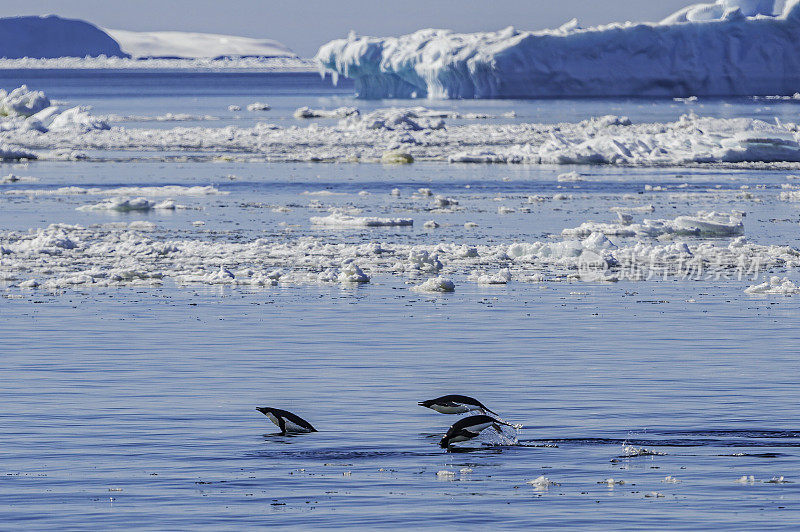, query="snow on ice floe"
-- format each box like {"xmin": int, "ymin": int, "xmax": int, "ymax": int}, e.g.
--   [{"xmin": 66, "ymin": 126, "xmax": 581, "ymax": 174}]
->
[
  {"xmin": 745, "ymin": 276, "xmax": 800, "ymax": 294},
  {"xmin": 4, "ymin": 86, "xmax": 800, "ymax": 166},
  {"xmin": 1, "ymin": 216, "xmax": 799, "ymax": 291},
  {"xmin": 76, "ymin": 197, "xmax": 185, "ymax": 212},
  {"xmin": 5, "ymin": 185, "xmax": 225, "ymax": 196},
  {"xmin": 294, "ymin": 106, "xmax": 359, "ymax": 119},
  {"xmin": 105, "ymin": 29, "xmax": 297, "ymax": 60},
  {"xmin": 310, "ymin": 213, "xmax": 413, "ymax": 227},
  {"xmin": 562, "ymin": 211, "xmax": 744, "ymax": 238},
  {"xmin": 412, "ymin": 277, "xmax": 455, "ymax": 293},
  {"xmin": 316, "ymin": 0, "xmax": 800, "ymax": 99}
]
